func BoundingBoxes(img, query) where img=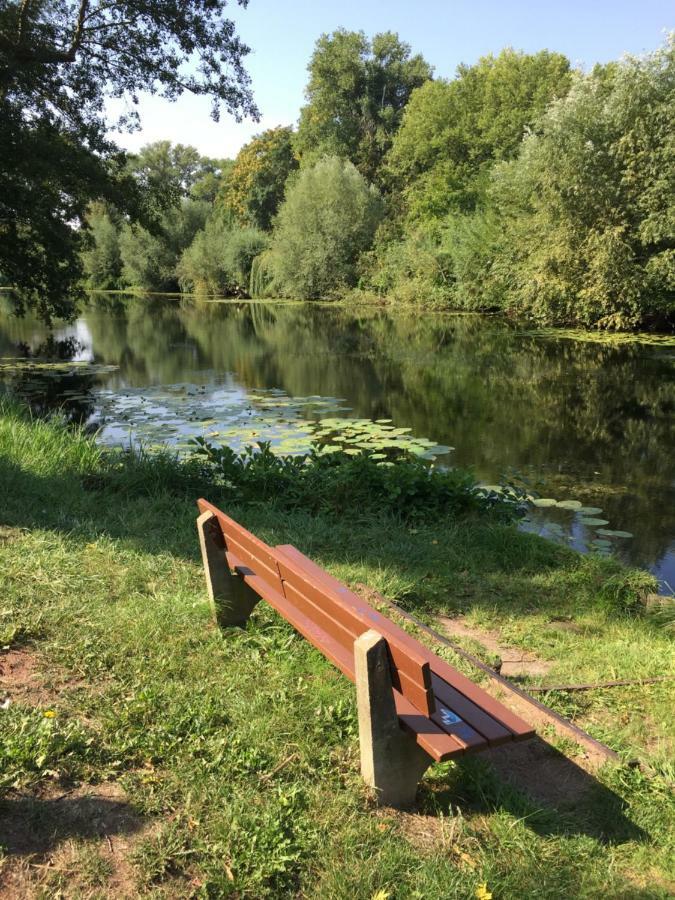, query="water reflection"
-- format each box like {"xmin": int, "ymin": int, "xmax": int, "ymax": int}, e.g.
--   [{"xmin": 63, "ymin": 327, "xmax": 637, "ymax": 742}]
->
[{"xmin": 1, "ymin": 294, "xmax": 673, "ymax": 586}]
